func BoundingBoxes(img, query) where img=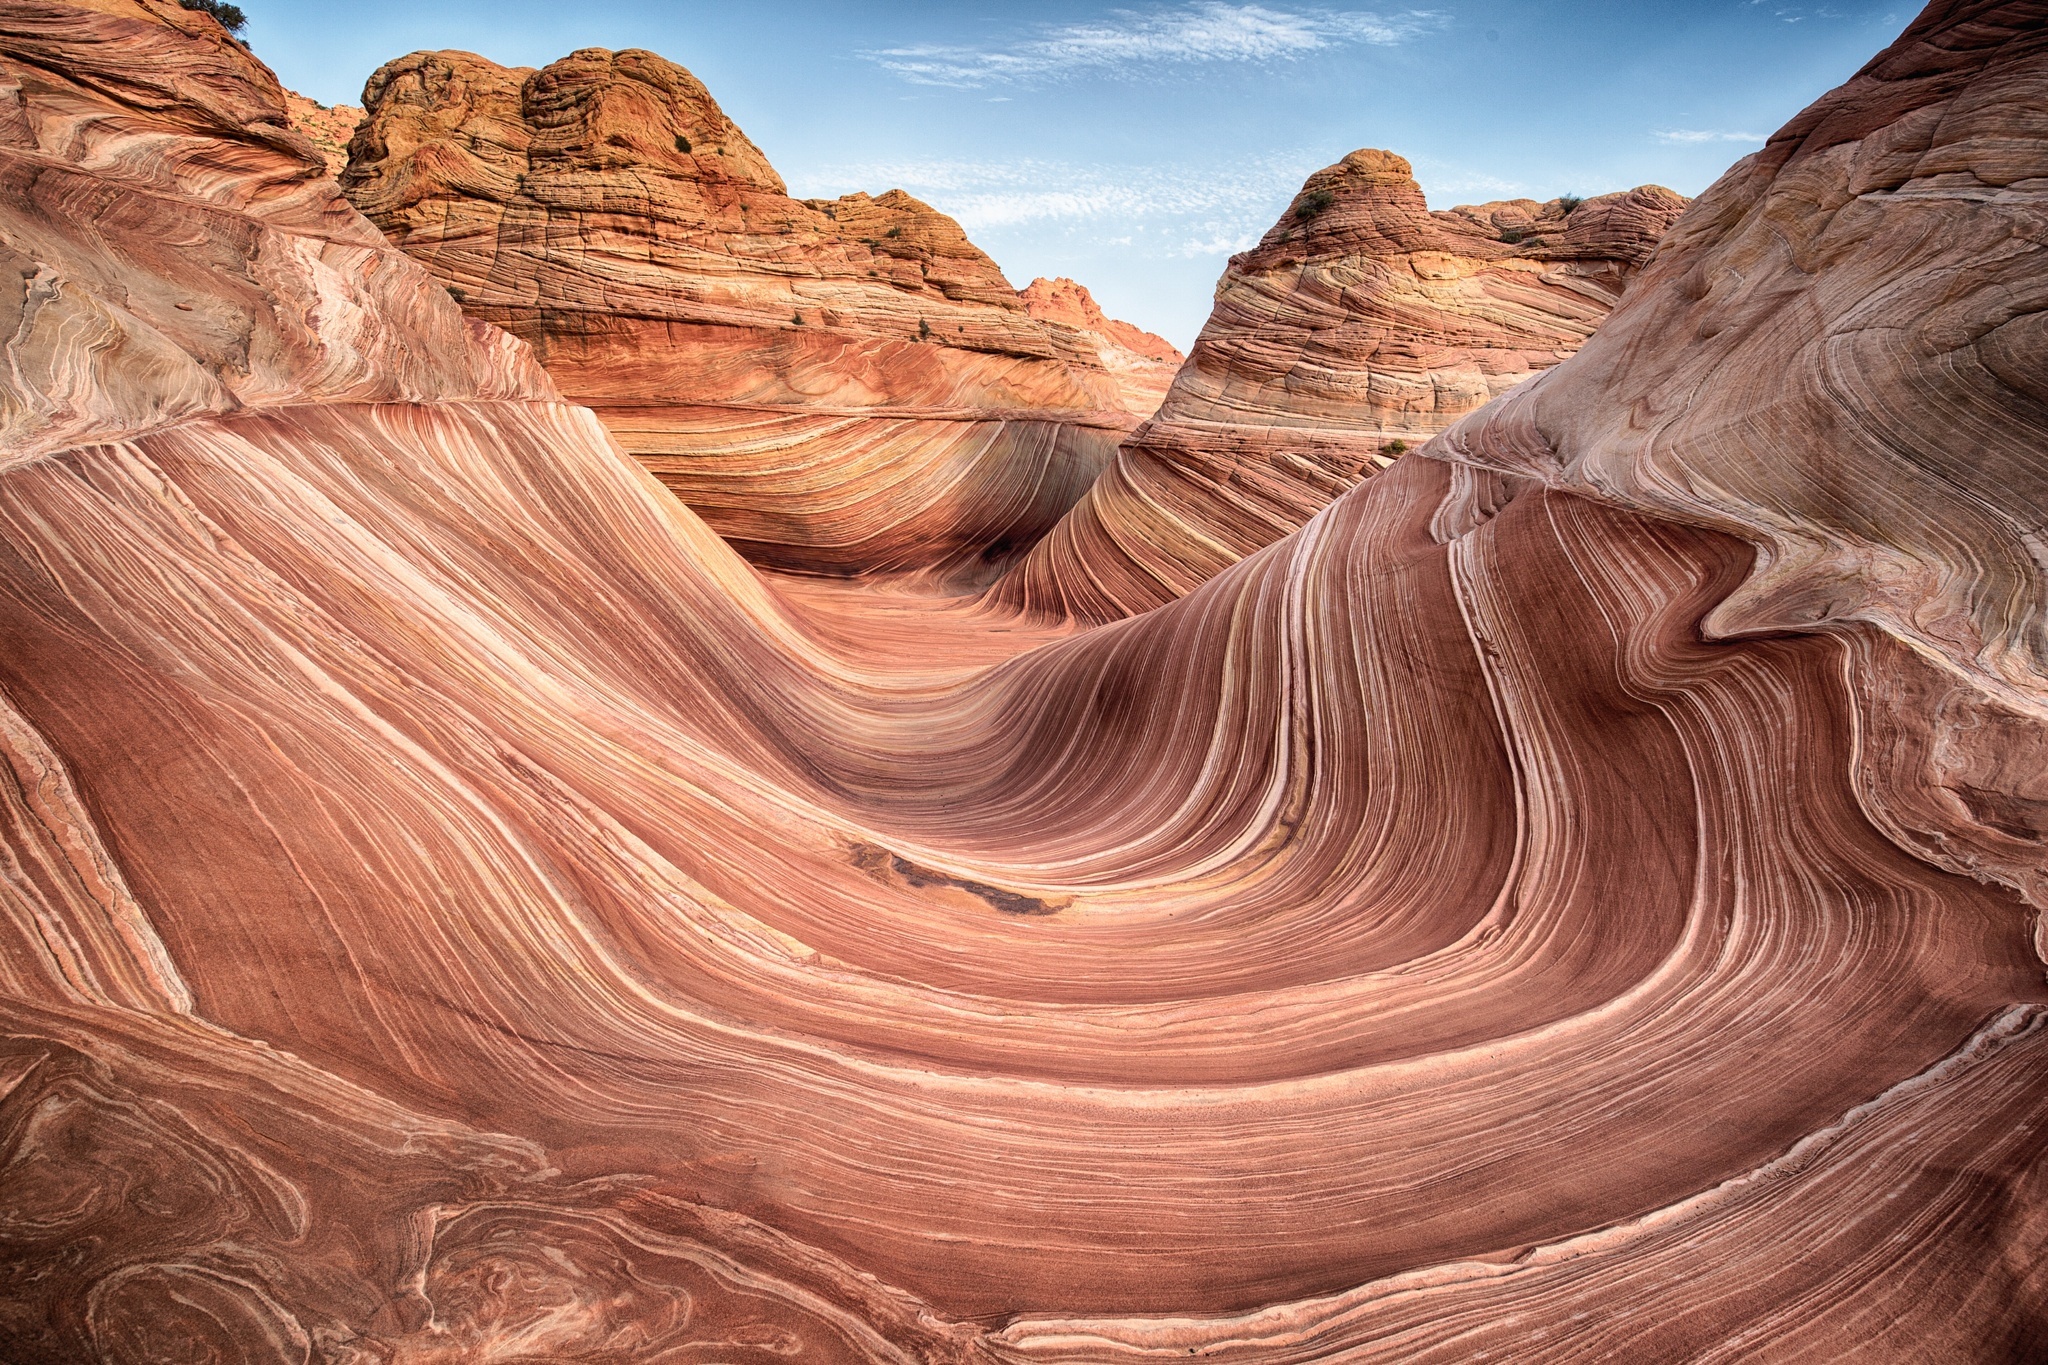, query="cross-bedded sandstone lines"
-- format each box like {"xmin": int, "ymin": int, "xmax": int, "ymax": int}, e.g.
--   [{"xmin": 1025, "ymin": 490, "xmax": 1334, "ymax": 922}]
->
[
  {"xmin": 340, "ymin": 46, "xmax": 1168, "ymax": 587},
  {"xmin": 0, "ymin": 0, "xmax": 2044, "ymax": 1360},
  {"xmin": 993, "ymin": 152, "xmax": 1688, "ymax": 622},
  {"xmin": 1019, "ymin": 275, "xmax": 1186, "ymax": 419}
]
